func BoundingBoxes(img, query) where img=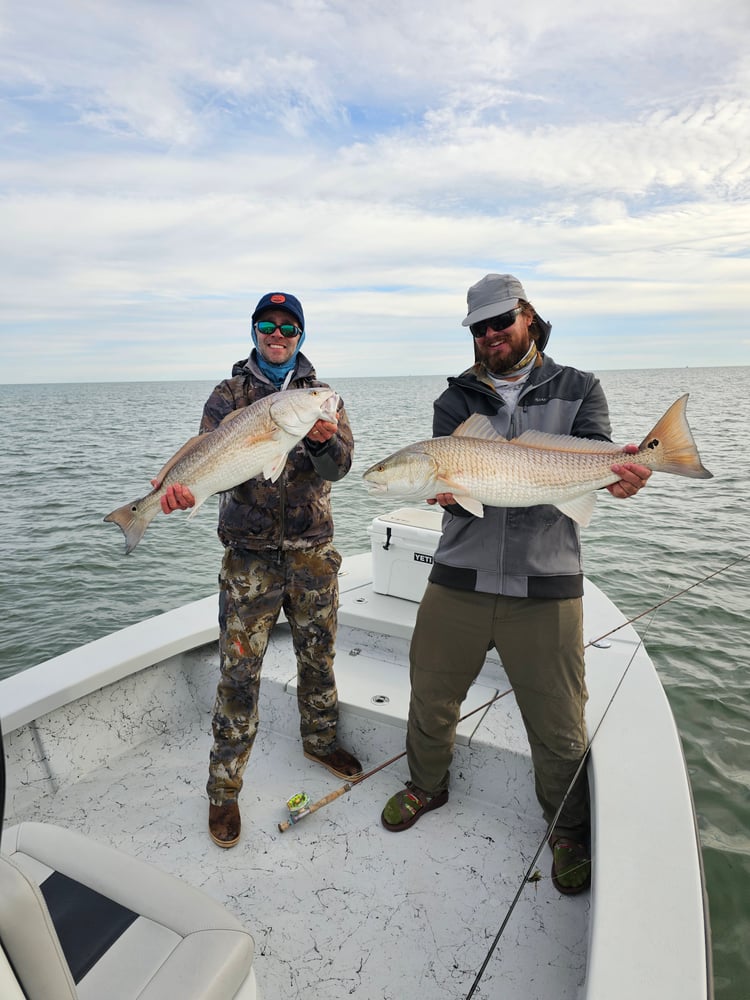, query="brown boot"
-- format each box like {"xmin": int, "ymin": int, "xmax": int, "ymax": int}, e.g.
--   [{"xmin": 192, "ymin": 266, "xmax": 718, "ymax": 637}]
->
[
  {"xmin": 304, "ymin": 746, "xmax": 363, "ymax": 779},
  {"xmin": 208, "ymin": 800, "xmax": 241, "ymax": 848}
]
